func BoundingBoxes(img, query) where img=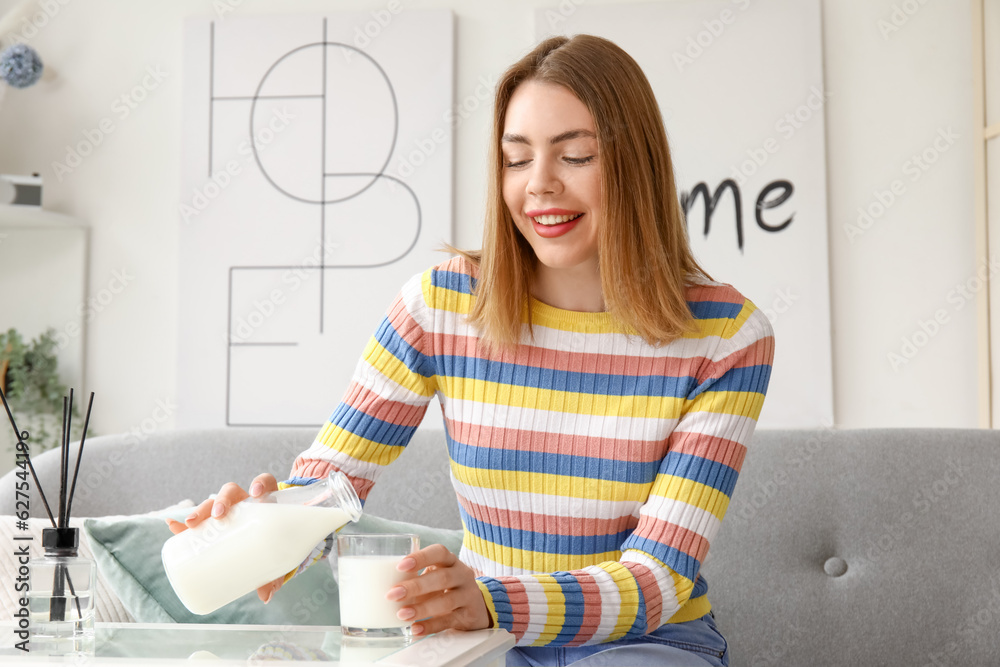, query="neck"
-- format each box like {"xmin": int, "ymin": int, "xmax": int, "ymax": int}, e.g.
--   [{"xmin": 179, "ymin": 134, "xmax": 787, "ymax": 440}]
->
[{"xmin": 531, "ymin": 261, "xmax": 605, "ymax": 312}]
